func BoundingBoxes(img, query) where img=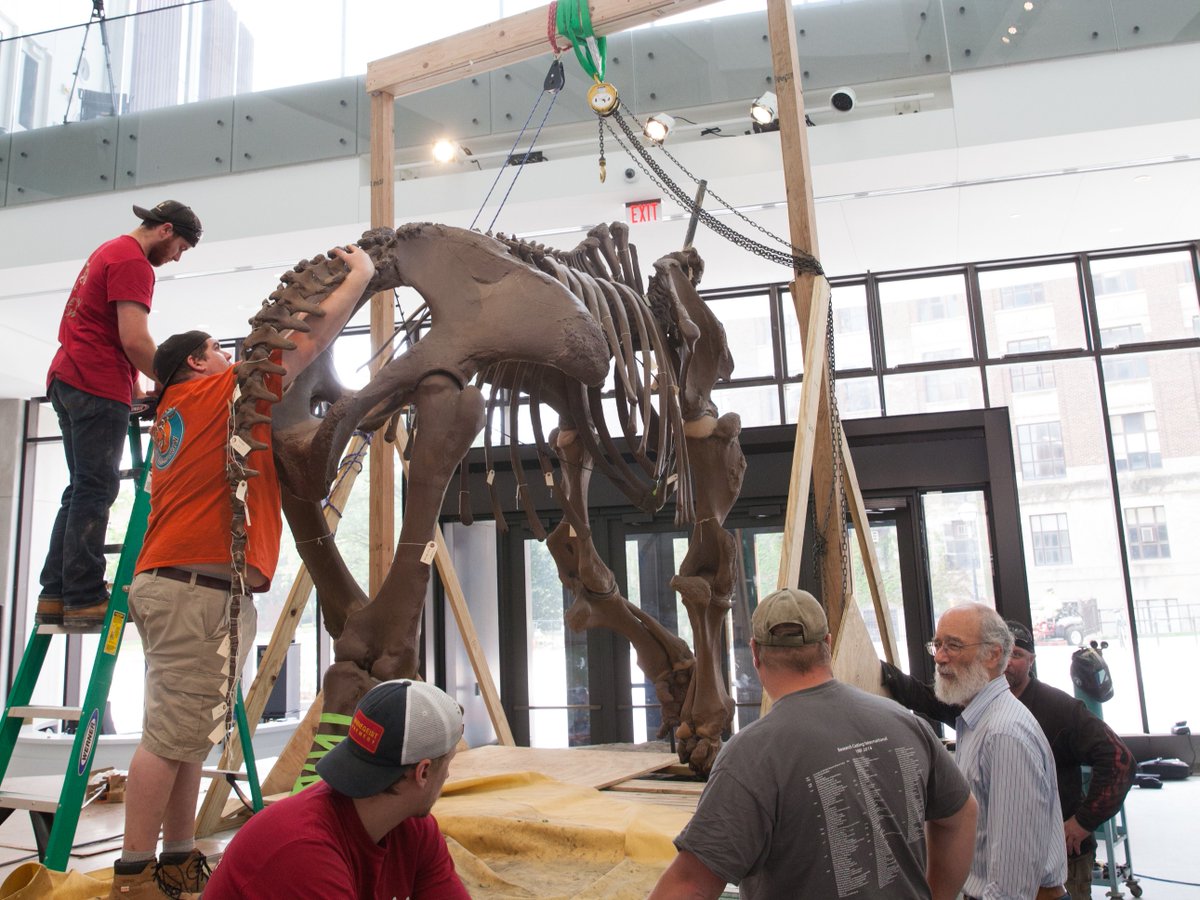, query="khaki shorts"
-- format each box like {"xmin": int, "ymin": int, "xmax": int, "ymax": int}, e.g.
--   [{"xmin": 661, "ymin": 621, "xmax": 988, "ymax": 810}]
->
[{"xmin": 128, "ymin": 570, "xmax": 257, "ymax": 763}]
